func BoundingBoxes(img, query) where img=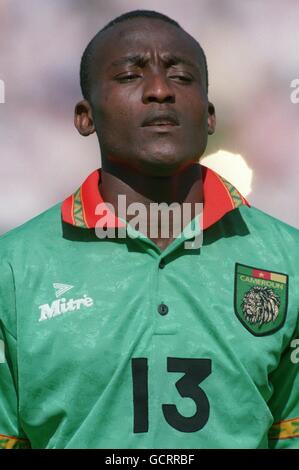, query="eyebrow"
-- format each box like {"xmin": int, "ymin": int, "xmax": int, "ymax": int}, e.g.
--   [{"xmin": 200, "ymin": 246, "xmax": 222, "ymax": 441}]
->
[
  {"xmin": 110, "ymin": 53, "xmax": 199, "ymax": 70},
  {"xmin": 111, "ymin": 54, "xmax": 146, "ymax": 67}
]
